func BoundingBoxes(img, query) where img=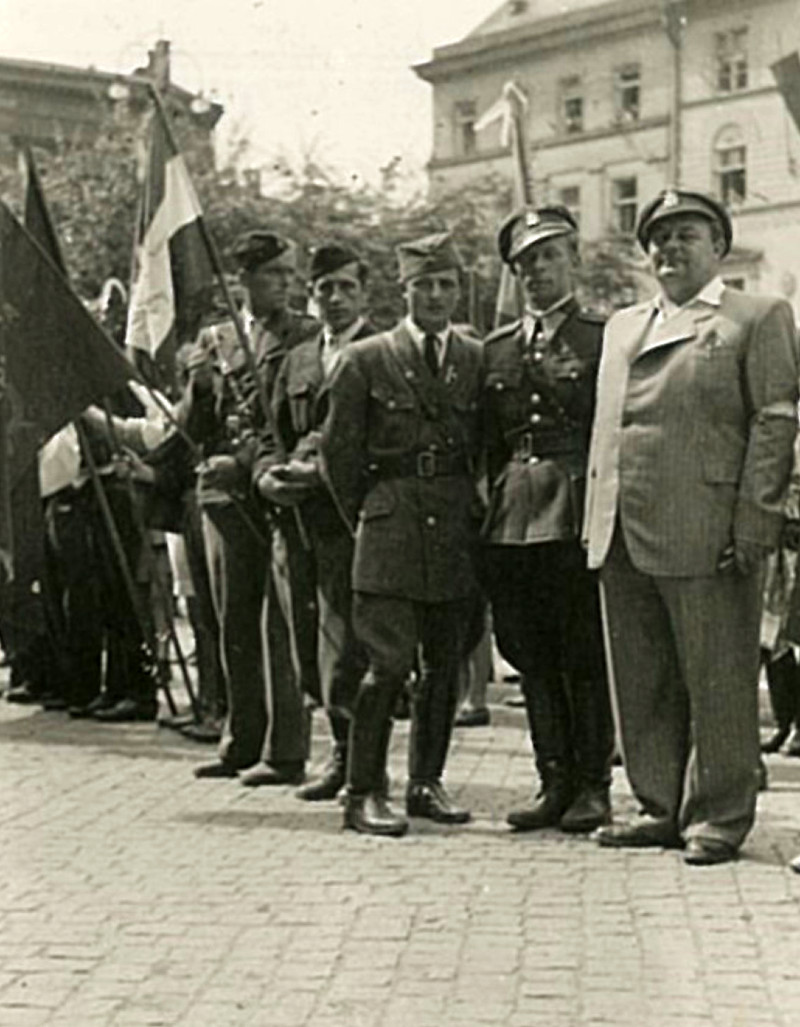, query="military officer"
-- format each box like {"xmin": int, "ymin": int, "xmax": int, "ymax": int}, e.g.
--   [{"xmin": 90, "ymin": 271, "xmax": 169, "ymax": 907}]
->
[
  {"xmin": 183, "ymin": 229, "xmax": 319, "ymax": 781},
  {"xmin": 321, "ymin": 231, "xmax": 484, "ymax": 837},
  {"xmin": 254, "ymin": 243, "xmax": 376, "ymax": 801},
  {"xmin": 482, "ymin": 205, "xmax": 614, "ymax": 834}
]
